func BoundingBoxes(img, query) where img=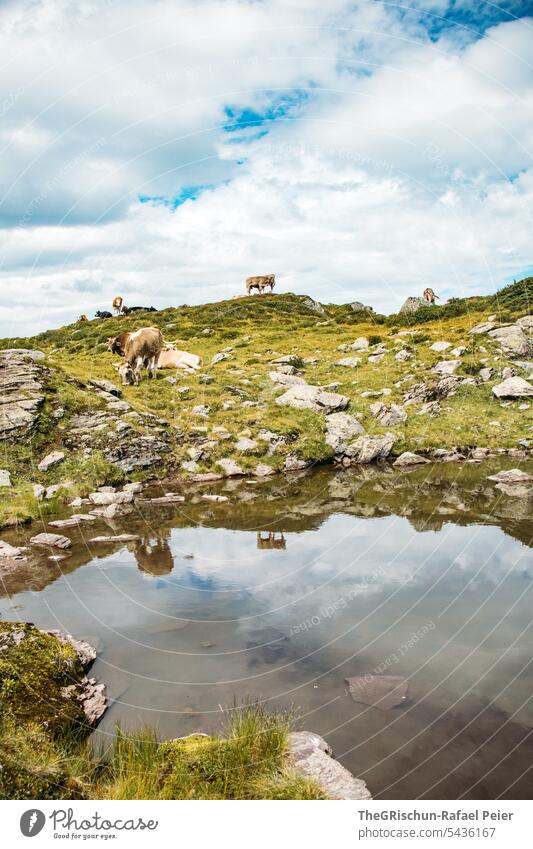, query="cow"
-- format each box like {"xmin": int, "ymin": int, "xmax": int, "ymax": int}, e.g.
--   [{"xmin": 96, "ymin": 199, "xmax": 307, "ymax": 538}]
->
[
  {"xmin": 245, "ymin": 274, "xmax": 275, "ymax": 295},
  {"xmin": 112, "ymin": 296, "xmax": 124, "ymax": 314},
  {"xmin": 95, "ymin": 310, "xmax": 113, "ymax": 319},
  {"xmin": 78, "ymin": 314, "xmax": 89, "ymax": 322},
  {"xmin": 125, "ymin": 305, "xmax": 158, "ymax": 313},
  {"xmin": 157, "ymin": 347, "xmax": 201, "ymax": 371},
  {"xmin": 107, "ymin": 327, "xmax": 163, "ymax": 385},
  {"xmin": 423, "ymin": 287, "xmax": 440, "ymax": 305}
]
